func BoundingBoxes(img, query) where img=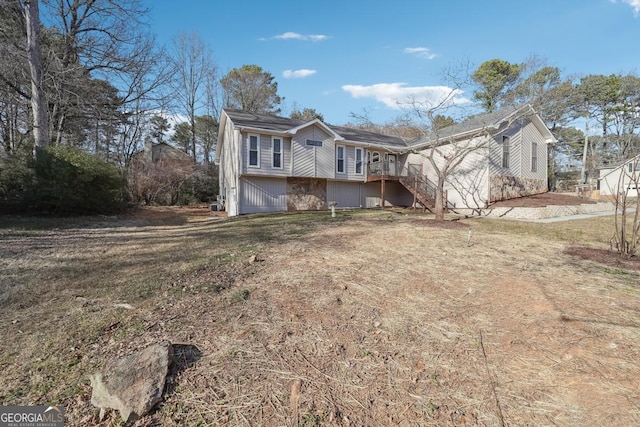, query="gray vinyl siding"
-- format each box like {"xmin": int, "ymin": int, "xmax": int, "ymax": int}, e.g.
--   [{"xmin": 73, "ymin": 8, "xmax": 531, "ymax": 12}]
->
[
  {"xmin": 520, "ymin": 120, "xmax": 548, "ymax": 181},
  {"xmin": 489, "ymin": 125, "xmax": 521, "ymax": 176},
  {"xmin": 327, "ymin": 181, "xmax": 364, "ymax": 208},
  {"xmin": 240, "ymin": 132, "xmax": 291, "ymax": 176},
  {"xmin": 239, "ymin": 177, "xmax": 287, "ymax": 214},
  {"xmin": 406, "ymin": 138, "xmax": 490, "ymax": 209},
  {"xmin": 385, "ymin": 181, "xmax": 414, "ymax": 207},
  {"xmin": 363, "ymin": 182, "xmax": 382, "ymax": 208},
  {"xmin": 489, "ymin": 119, "xmax": 547, "ymax": 180},
  {"xmin": 335, "ymin": 146, "xmax": 367, "ymax": 181},
  {"xmin": 292, "ymin": 125, "xmax": 335, "ymax": 178}
]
